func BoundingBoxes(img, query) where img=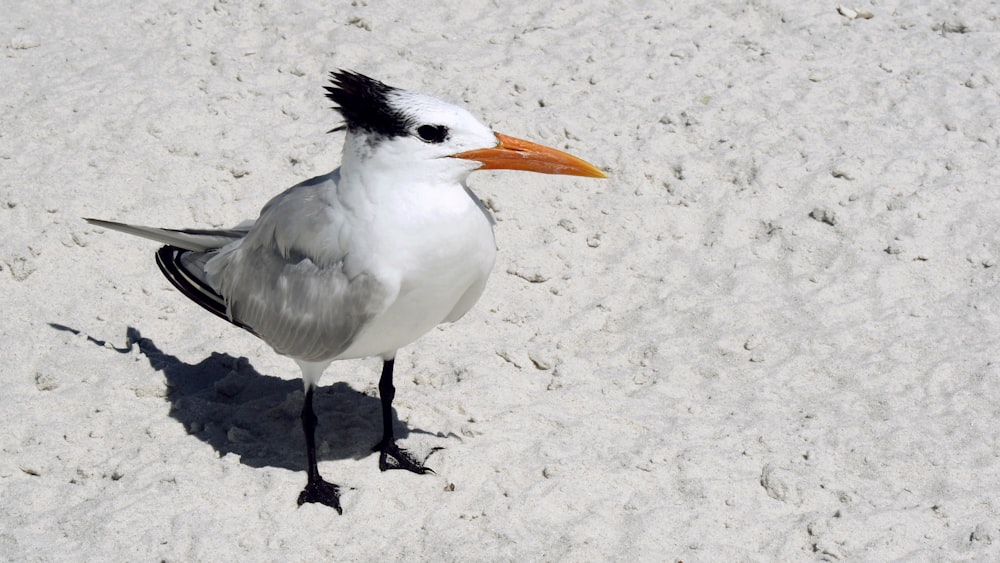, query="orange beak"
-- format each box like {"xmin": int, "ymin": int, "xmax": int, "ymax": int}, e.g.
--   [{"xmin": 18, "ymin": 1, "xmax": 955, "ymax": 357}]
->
[{"xmin": 451, "ymin": 133, "xmax": 607, "ymax": 178}]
